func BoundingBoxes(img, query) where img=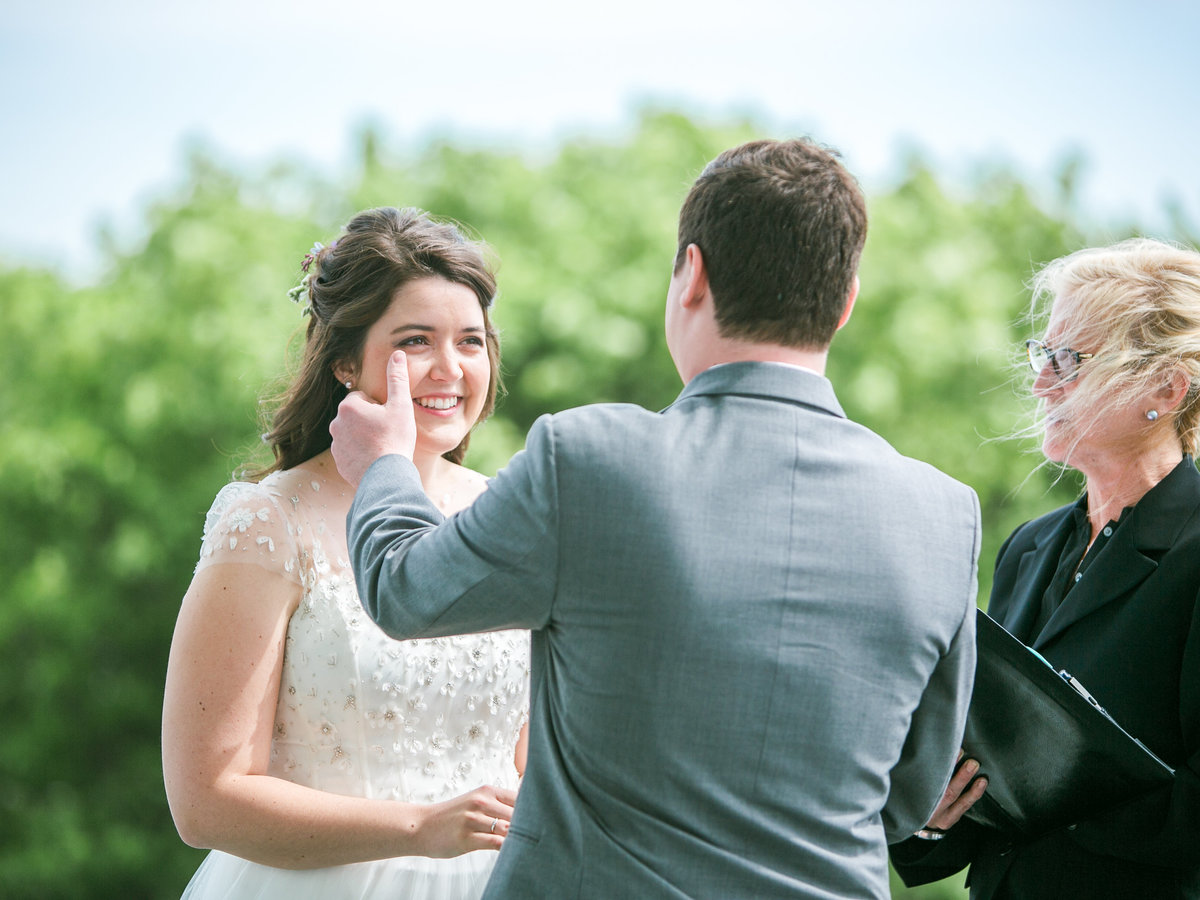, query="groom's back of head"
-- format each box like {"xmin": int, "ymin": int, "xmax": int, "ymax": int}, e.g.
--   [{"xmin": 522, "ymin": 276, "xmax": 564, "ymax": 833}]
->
[{"xmin": 674, "ymin": 138, "xmax": 867, "ymax": 351}]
